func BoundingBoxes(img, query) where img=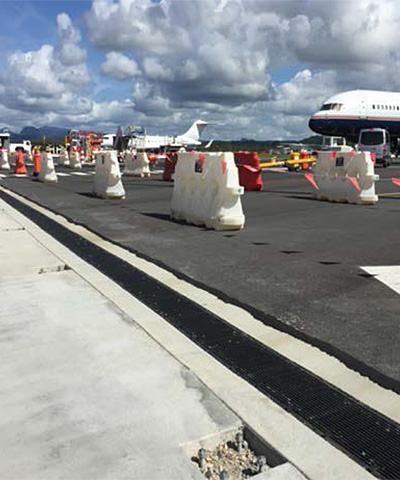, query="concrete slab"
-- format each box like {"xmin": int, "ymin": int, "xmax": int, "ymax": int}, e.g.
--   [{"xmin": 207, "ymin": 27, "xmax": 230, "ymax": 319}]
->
[{"xmin": 0, "ymin": 205, "xmax": 240, "ymax": 479}]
